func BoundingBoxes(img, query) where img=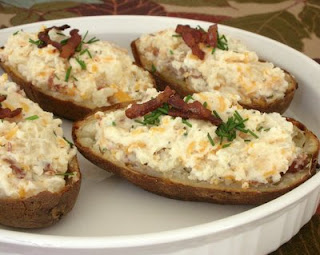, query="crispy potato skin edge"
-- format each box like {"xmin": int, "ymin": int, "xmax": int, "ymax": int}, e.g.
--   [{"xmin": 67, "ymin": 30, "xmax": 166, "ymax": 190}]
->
[
  {"xmin": 0, "ymin": 157, "xmax": 81, "ymax": 229},
  {"xmin": 131, "ymin": 40, "xmax": 298, "ymax": 114},
  {"xmin": 72, "ymin": 106, "xmax": 319, "ymax": 205},
  {"xmin": 0, "ymin": 61, "xmax": 92, "ymax": 121}
]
